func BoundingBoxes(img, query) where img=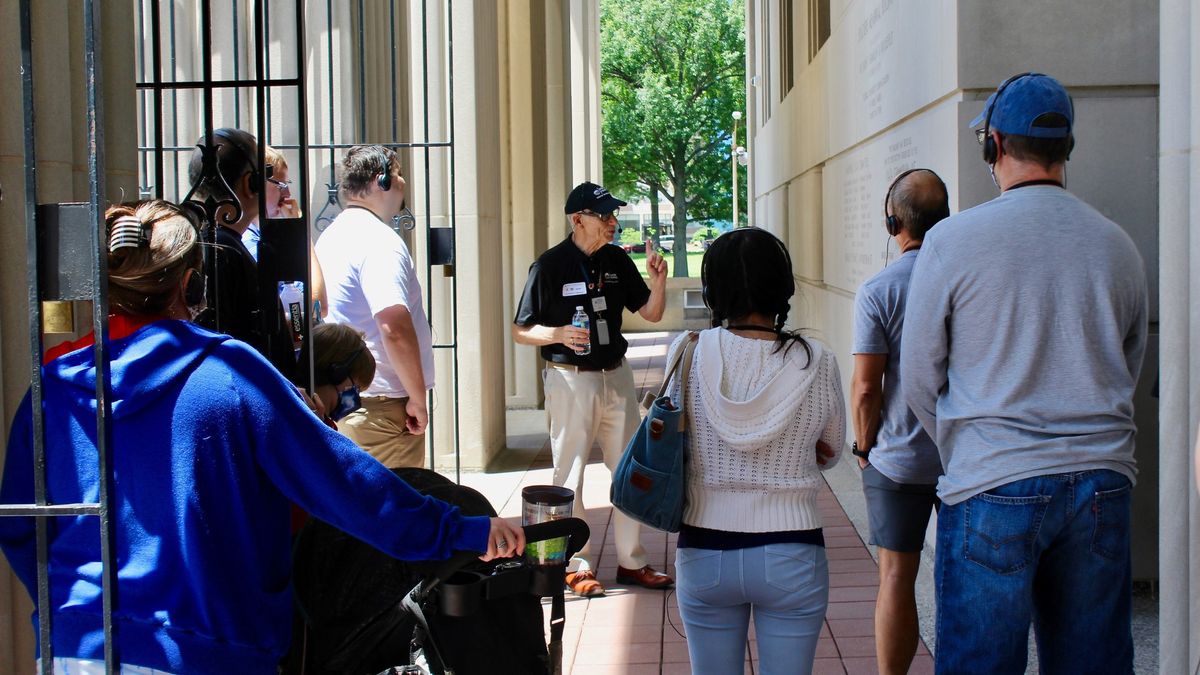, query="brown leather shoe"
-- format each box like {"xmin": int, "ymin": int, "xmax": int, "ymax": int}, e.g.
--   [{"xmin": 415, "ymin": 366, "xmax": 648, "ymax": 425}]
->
[
  {"xmin": 565, "ymin": 569, "xmax": 606, "ymax": 597},
  {"xmin": 616, "ymin": 565, "xmax": 675, "ymax": 589}
]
